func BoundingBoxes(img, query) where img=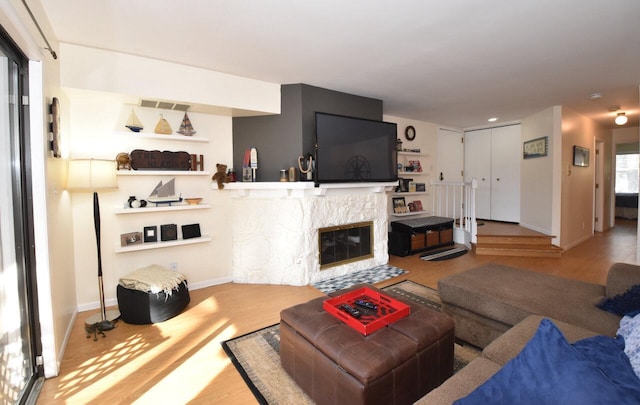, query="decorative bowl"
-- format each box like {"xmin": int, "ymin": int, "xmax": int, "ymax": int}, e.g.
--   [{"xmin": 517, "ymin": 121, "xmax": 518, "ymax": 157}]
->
[{"xmin": 185, "ymin": 197, "xmax": 203, "ymax": 205}]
